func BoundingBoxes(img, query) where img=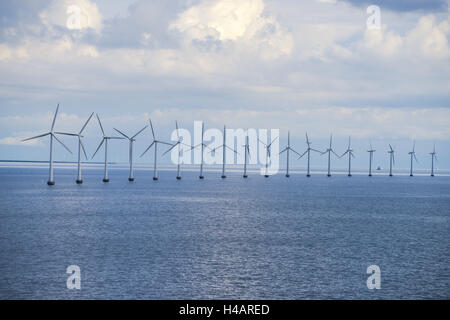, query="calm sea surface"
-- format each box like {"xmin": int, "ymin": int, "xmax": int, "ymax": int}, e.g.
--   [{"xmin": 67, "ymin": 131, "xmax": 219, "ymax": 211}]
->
[{"xmin": 0, "ymin": 166, "xmax": 449, "ymax": 299}]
